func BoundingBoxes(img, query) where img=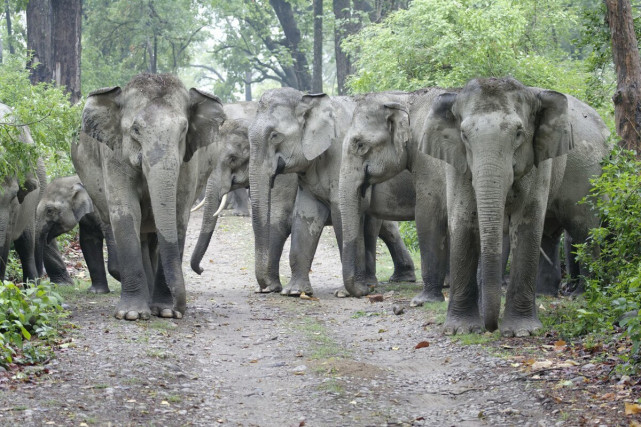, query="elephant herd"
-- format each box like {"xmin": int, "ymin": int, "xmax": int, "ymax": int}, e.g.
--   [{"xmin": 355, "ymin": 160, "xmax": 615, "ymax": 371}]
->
[{"xmin": 1, "ymin": 73, "xmax": 611, "ymax": 337}]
